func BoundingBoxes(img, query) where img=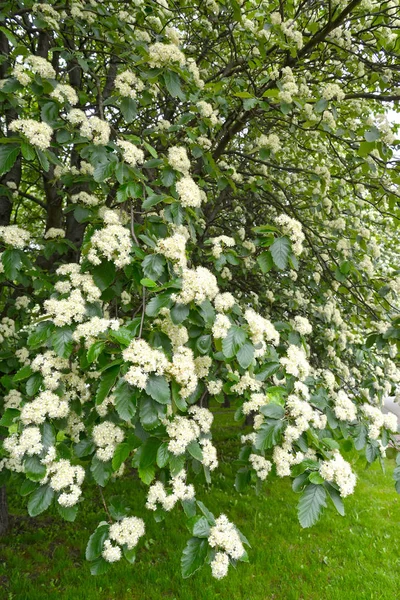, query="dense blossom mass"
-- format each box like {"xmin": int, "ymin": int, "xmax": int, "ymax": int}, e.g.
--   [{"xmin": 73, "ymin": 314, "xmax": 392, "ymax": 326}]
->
[{"xmin": 0, "ymin": 0, "xmax": 399, "ymax": 583}]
